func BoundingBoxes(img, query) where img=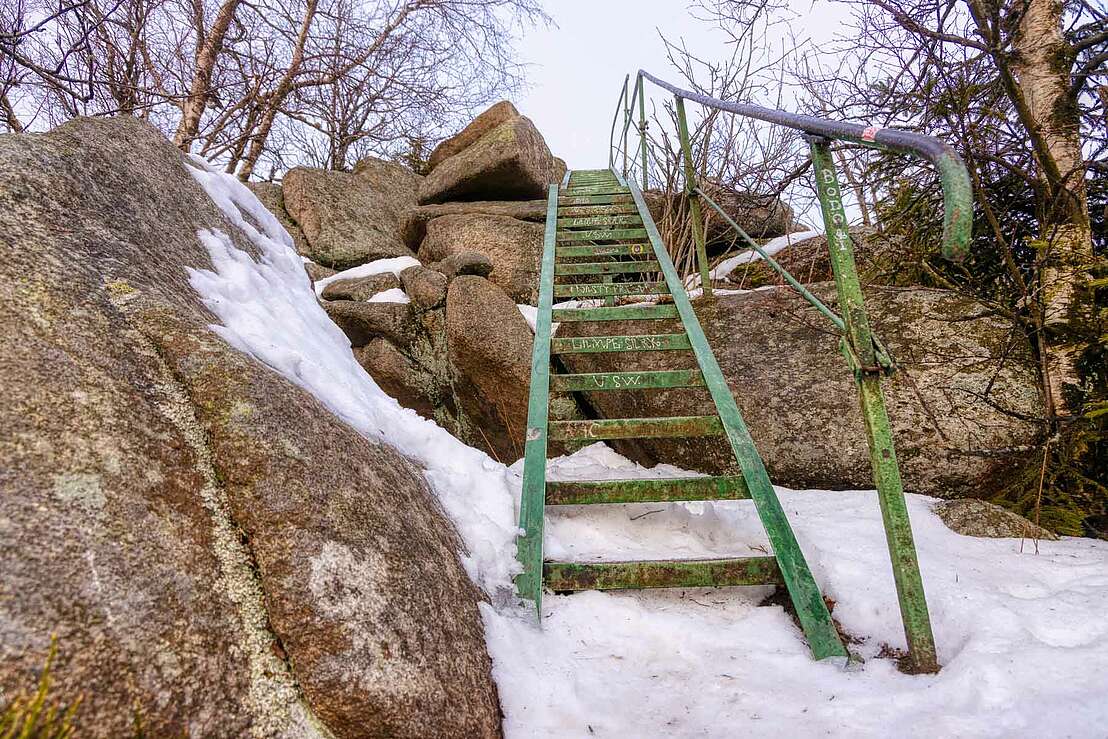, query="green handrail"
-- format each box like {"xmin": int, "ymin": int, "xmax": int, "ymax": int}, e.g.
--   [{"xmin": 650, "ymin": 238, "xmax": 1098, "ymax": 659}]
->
[{"xmin": 605, "ymin": 69, "xmax": 970, "ymax": 674}]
